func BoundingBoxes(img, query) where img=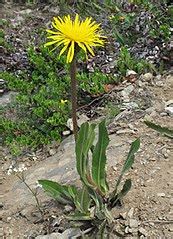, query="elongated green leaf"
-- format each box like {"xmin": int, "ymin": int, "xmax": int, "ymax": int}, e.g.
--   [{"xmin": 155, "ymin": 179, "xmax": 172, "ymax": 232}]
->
[
  {"xmin": 74, "ymin": 186, "xmax": 91, "ymax": 213},
  {"xmin": 122, "ymin": 138, "xmax": 140, "ymax": 174},
  {"xmin": 111, "ymin": 179, "xmax": 132, "ymax": 207},
  {"xmin": 67, "ymin": 212, "xmax": 93, "ymax": 221},
  {"xmin": 110, "ymin": 138, "xmax": 140, "ymax": 201},
  {"xmin": 92, "ymin": 120, "xmax": 109, "ymax": 194},
  {"xmin": 38, "ymin": 179, "xmax": 77, "ymax": 205},
  {"xmin": 76, "ymin": 122, "xmax": 96, "ymax": 186},
  {"xmin": 79, "ymin": 186, "xmax": 91, "ymax": 213},
  {"xmin": 96, "ymin": 220, "xmax": 107, "ymax": 239},
  {"xmin": 144, "ymin": 121, "xmax": 173, "ymax": 138}
]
